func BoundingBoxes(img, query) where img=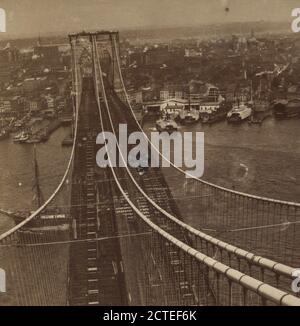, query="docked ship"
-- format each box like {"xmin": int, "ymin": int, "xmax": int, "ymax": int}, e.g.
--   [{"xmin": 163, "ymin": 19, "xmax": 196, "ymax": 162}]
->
[
  {"xmin": 0, "ymin": 118, "xmax": 10, "ymax": 140},
  {"xmin": 178, "ymin": 92, "xmax": 200, "ymax": 124},
  {"xmin": 13, "ymin": 133, "xmax": 21, "ymax": 142},
  {"xmin": 178, "ymin": 108, "xmax": 200, "ymax": 124},
  {"xmin": 0, "ymin": 129, "xmax": 9, "ymax": 140},
  {"xmin": 12, "ymin": 146, "xmax": 69, "ymax": 230},
  {"xmin": 248, "ymin": 79, "xmax": 272, "ymax": 124},
  {"xmin": 13, "ymin": 131, "xmax": 30, "ymax": 143},
  {"xmin": 26, "ymin": 136, "xmax": 42, "ymax": 144},
  {"xmin": 156, "ymin": 113, "xmax": 178, "ymax": 133},
  {"xmin": 19, "ymin": 132, "xmax": 30, "ymax": 143},
  {"xmin": 249, "ymin": 99, "xmax": 271, "ymax": 124},
  {"xmin": 202, "ymin": 103, "xmax": 231, "ymax": 124},
  {"xmin": 227, "ymin": 102, "xmax": 252, "ymax": 123},
  {"xmin": 273, "ymin": 99, "xmax": 300, "ymax": 119}
]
